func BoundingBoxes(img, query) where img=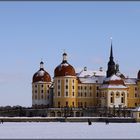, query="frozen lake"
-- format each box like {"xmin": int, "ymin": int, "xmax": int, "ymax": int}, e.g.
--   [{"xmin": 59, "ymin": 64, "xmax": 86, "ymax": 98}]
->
[{"xmin": 0, "ymin": 122, "xmax": 139, "ymax": 139}]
